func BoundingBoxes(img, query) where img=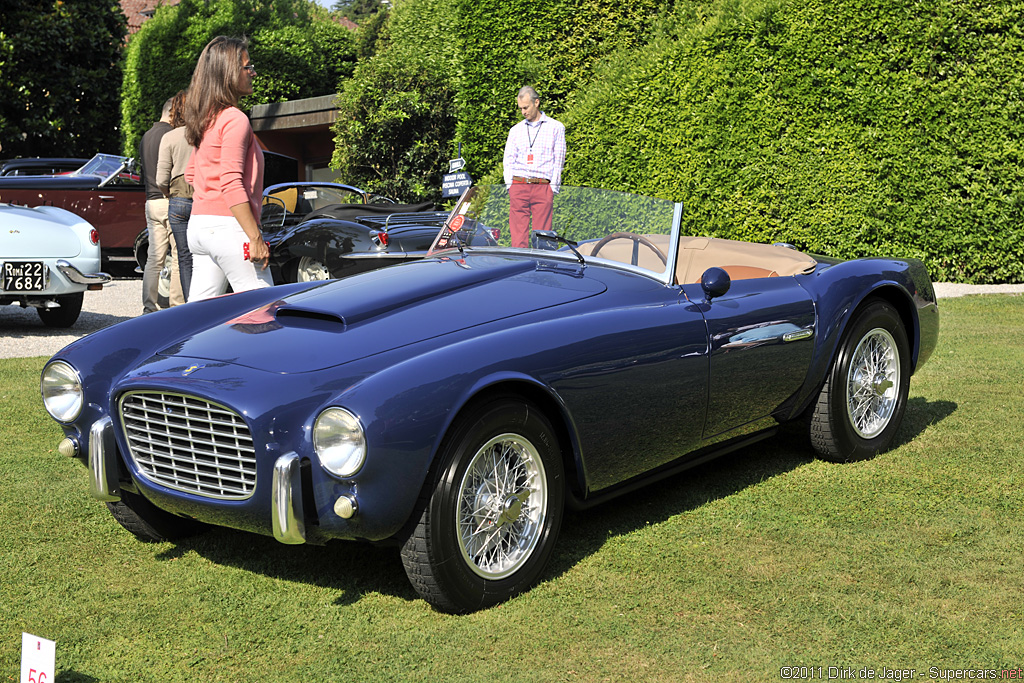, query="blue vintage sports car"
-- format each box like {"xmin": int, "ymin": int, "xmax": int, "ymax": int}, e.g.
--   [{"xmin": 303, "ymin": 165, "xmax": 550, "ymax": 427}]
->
[
  {"xmin": 40, "ymin": 185, "xmax": 939, "ymax": 612},
  {"xmin": 2, "ymin": 202, "xmax": 111, "ymax": 327}
]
